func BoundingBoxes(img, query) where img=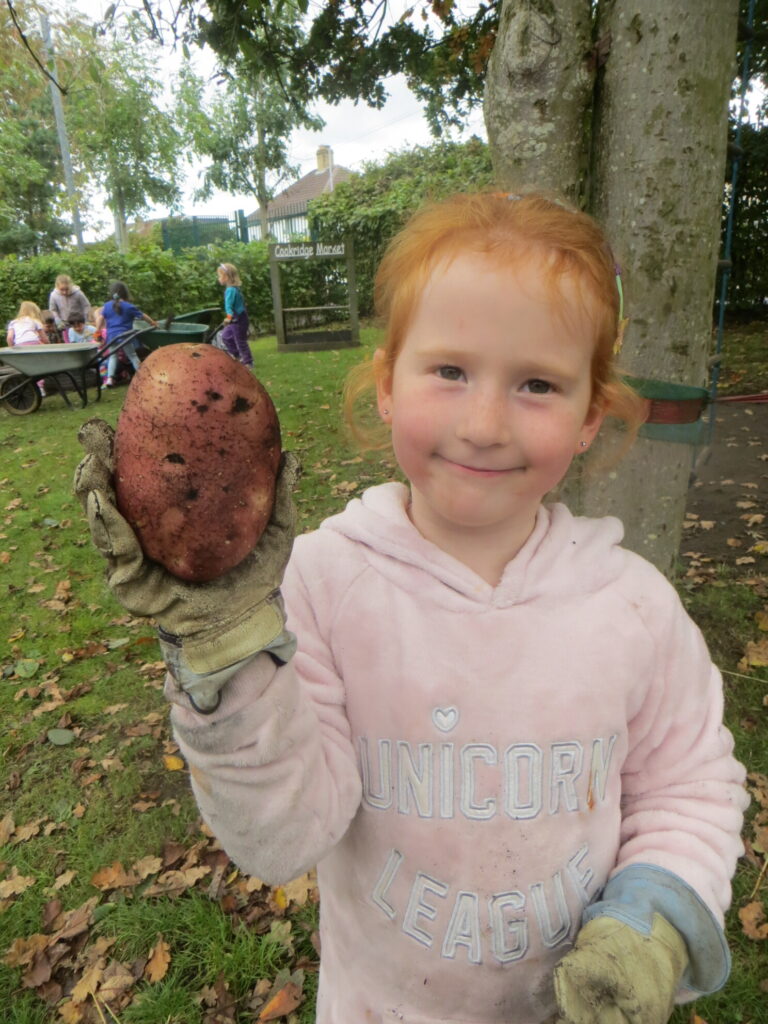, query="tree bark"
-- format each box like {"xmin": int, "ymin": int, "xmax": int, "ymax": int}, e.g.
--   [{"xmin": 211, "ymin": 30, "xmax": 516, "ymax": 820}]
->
[
  {"xmin": 574, "ymin": 0, "xmax": 739, "ymax": 571},
  {"xmin": 484, "ymin": 0, "xmax": 594, "ymax": 203},
  {"xmin": 484, "ymin": 0, "xmax": 739, "ymax": 574}
]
